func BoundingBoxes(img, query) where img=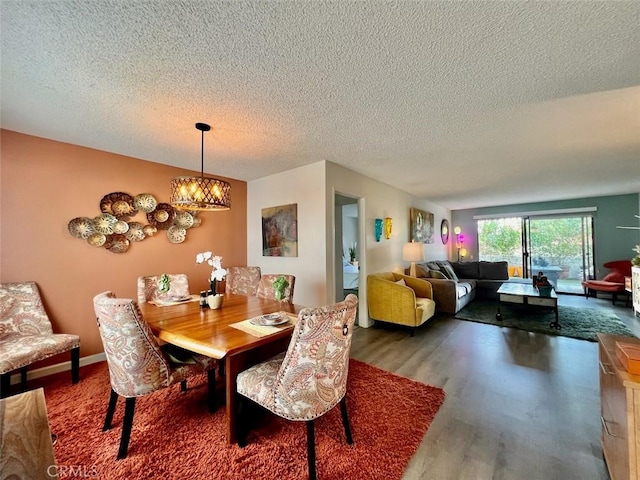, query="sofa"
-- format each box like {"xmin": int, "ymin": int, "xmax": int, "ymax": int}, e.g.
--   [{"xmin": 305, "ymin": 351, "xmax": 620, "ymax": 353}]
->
[
  {"xmin": 407, "ymin": 260, "xmax": 527, "ymax": 314},
  {"xmin": 367, "ymin": 272, "xmax": 436, "ymax": 335}
]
